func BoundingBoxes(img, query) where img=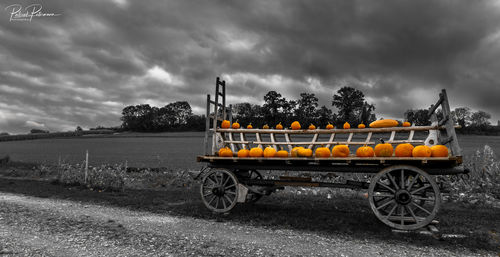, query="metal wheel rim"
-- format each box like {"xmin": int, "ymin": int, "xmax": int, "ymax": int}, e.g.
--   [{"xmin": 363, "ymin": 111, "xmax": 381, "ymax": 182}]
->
[
  {"xmin": 200, "ymin": 169, "xmax": 239, "ymax": 213},
  {"xmin": 368, "ymin": 165, "xmax": 441, "ymax": 230}
]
